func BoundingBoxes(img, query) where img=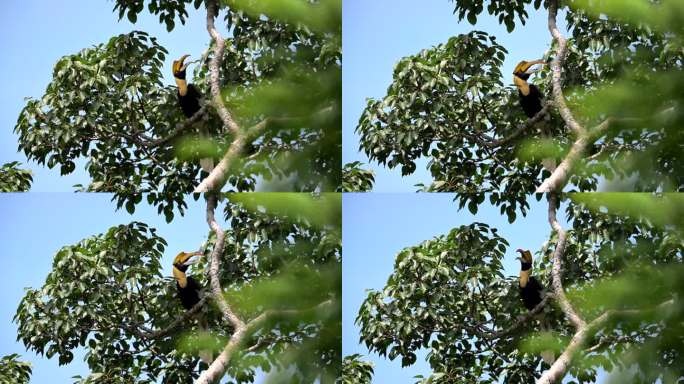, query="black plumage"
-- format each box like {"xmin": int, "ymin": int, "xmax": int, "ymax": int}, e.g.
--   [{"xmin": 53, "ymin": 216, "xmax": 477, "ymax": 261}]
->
[
  {"xmin": 172, "ymin": 54, "xmax": 214, "ymax": 173},
  {"xmin": 178, "ymin": 84, "xmax": 202, "ymax": 118},
  {"xmin": 172, "ymin": 251, "xmax": 204, "ymax": 309},
  {"xmin": 177, "ymin": 274, "xmax": 201, "ymax": 310},
  {"xmin": 520, "ymin": 275, "xmax": 544, "ymax": 310},
  {"xmin": 172, "ymin": 54, "xmax": 202, "ymax": 118},
  {"xmin": 512, "ymin": 60, "xmax": 546, "ymax": 118},
  {"xmin": 517, "ymin": 77, "xmax": 543, "ymax": 118},
  {"xmin": 516, "ymin": 248, "xmax": 555, "ymax": 364},
  {"xmin": 171, "ymin": 251, "xmax": 213, "ymax": 364},
  {"xmin": 516, "ymin": 248, "xmax": 545, "ymax": 310}
]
